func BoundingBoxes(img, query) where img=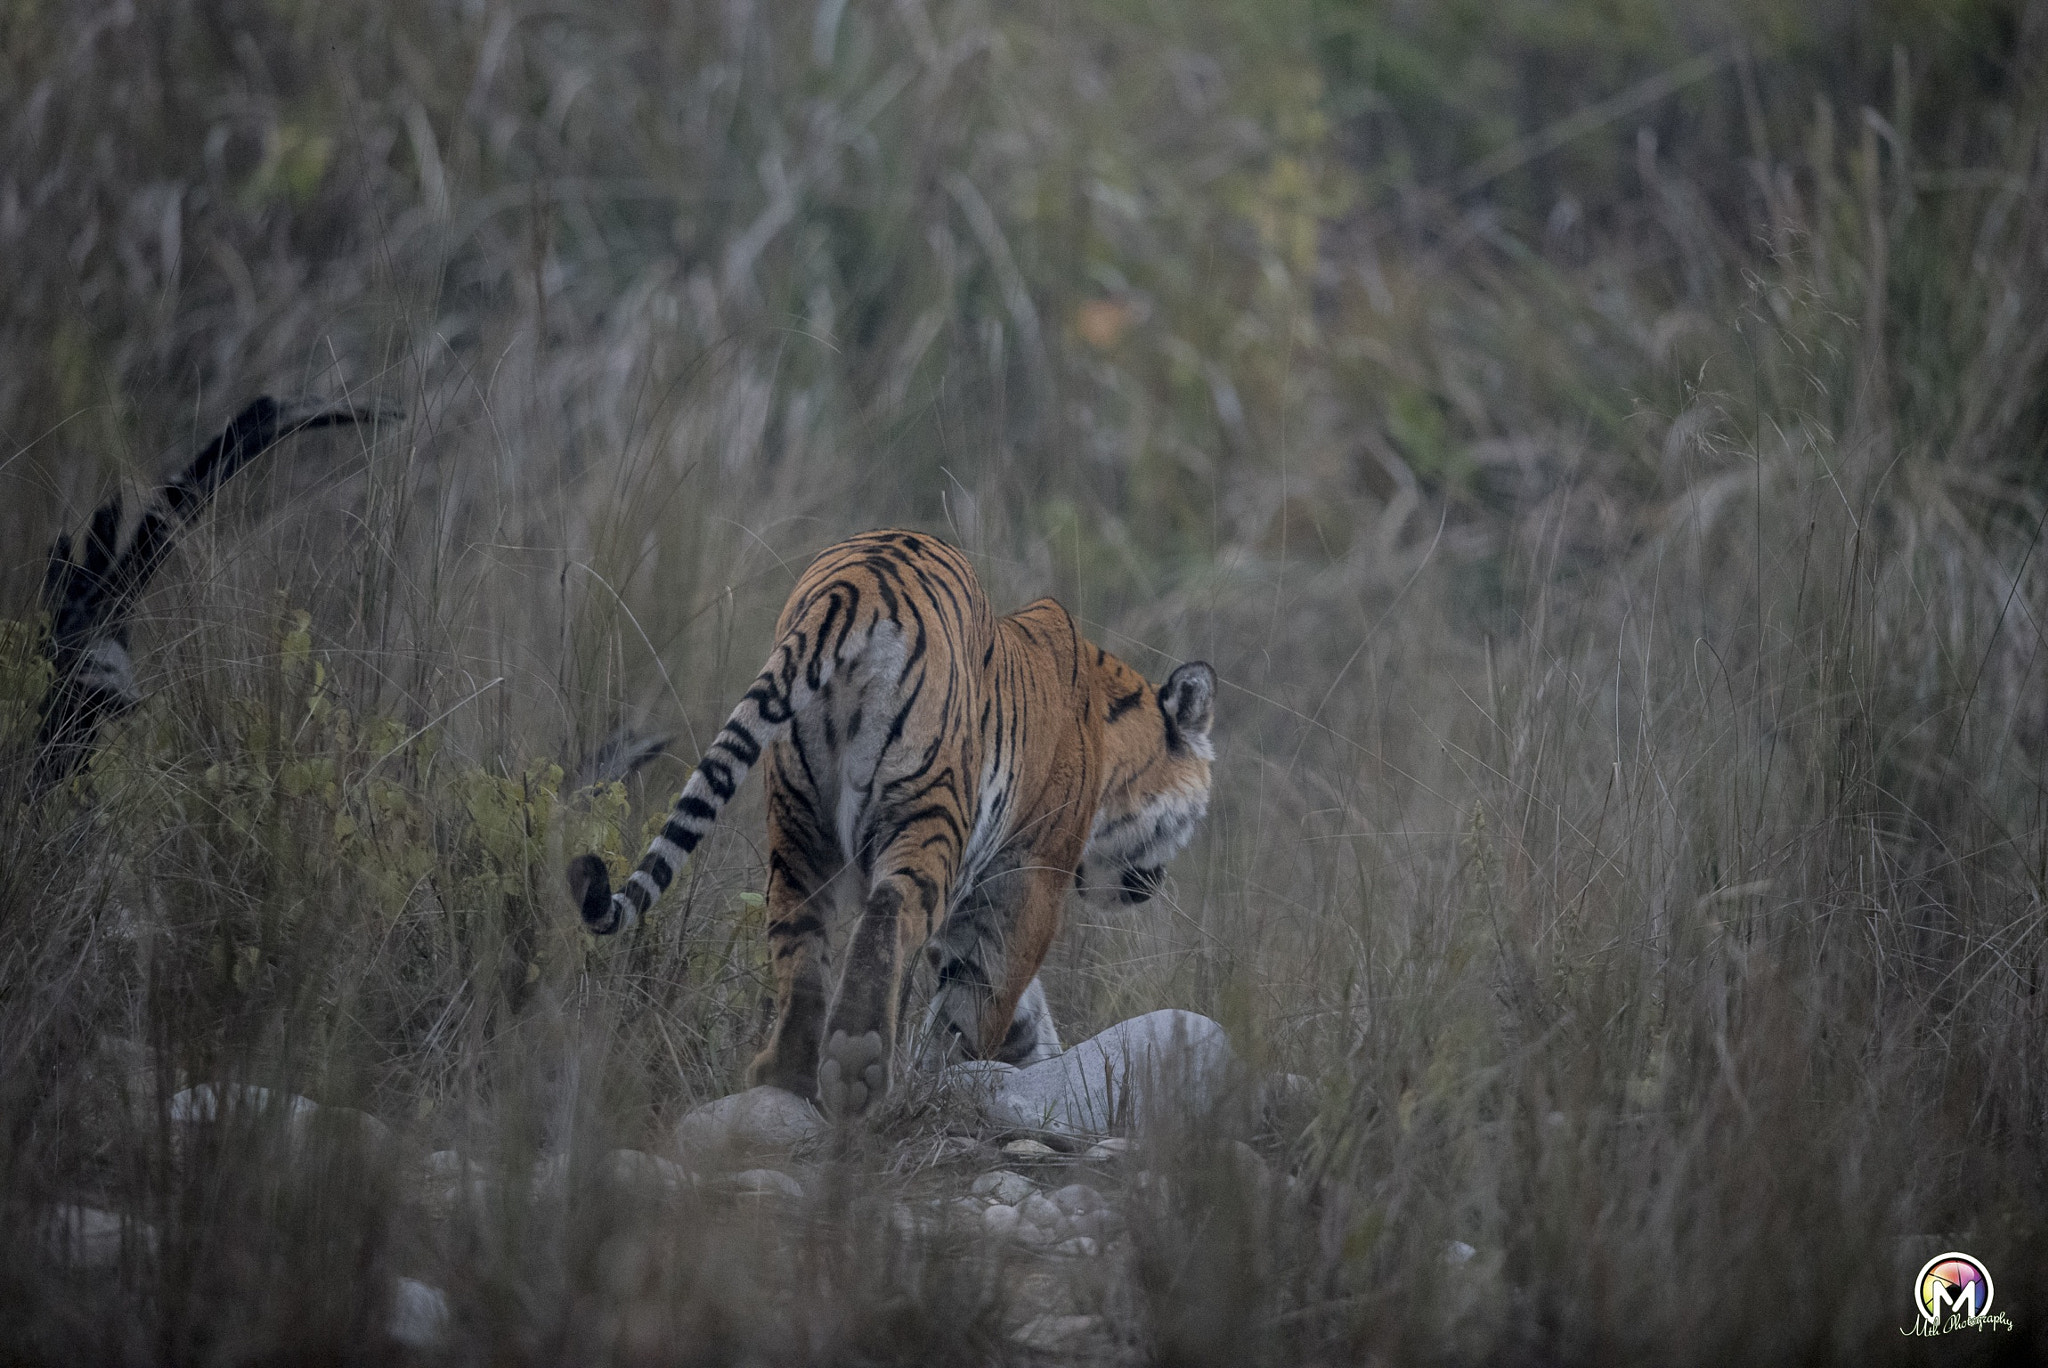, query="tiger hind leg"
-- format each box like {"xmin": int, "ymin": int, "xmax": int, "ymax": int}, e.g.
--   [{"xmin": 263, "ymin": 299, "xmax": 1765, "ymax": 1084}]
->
[
  {"xmin": 747, "ymin": 772, "xmax": 842, "ymax": 1099},
  {"xmin": 820, "ymin": 850, "xmax": 954, "ymax": 1118}
]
